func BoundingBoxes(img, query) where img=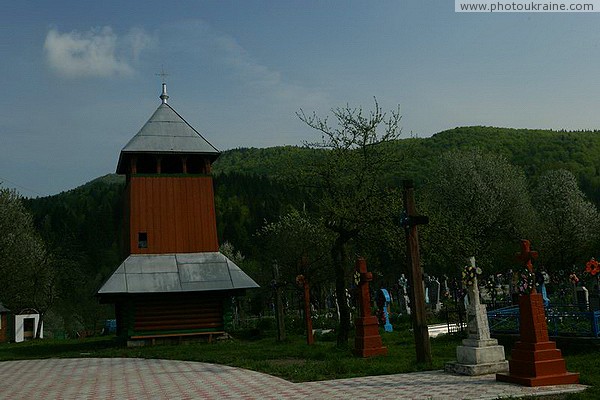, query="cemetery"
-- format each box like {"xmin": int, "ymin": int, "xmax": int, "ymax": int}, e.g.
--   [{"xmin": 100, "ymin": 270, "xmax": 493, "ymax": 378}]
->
[{"xmin": 2, "ymin": 85, "xmax": 600, "ymax": 398}]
